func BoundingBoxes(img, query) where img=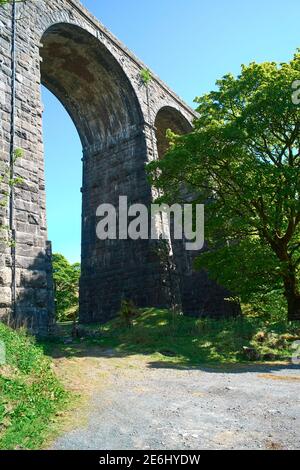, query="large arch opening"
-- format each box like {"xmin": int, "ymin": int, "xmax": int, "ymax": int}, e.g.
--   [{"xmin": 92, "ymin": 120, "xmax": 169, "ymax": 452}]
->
[
  {"xmin": 42, "ymin": 86, "xmax": 82, "ymax": 264},
  {"xmin": 154, "ymin": 106, "xmax": 192, "ymax": 159},
  {"xmin": 42, "ymin": 85, "xmax": 82, "ymax": 322},
  {"xmin": 40, "ymin": 23, "xmax": 149, "ymax": 323},
  {"xmin": 40, "ymin": 23, "xmax": 143, "ymax": 149}
]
